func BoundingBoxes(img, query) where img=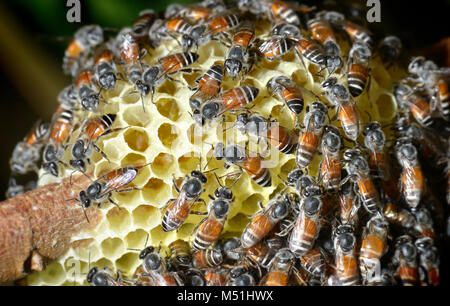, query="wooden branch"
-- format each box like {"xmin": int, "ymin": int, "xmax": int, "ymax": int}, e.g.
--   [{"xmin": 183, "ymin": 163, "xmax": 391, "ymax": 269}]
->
[{"xmin": 0, "ymin": 174, "xmax": 103, "ymax": 282}]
